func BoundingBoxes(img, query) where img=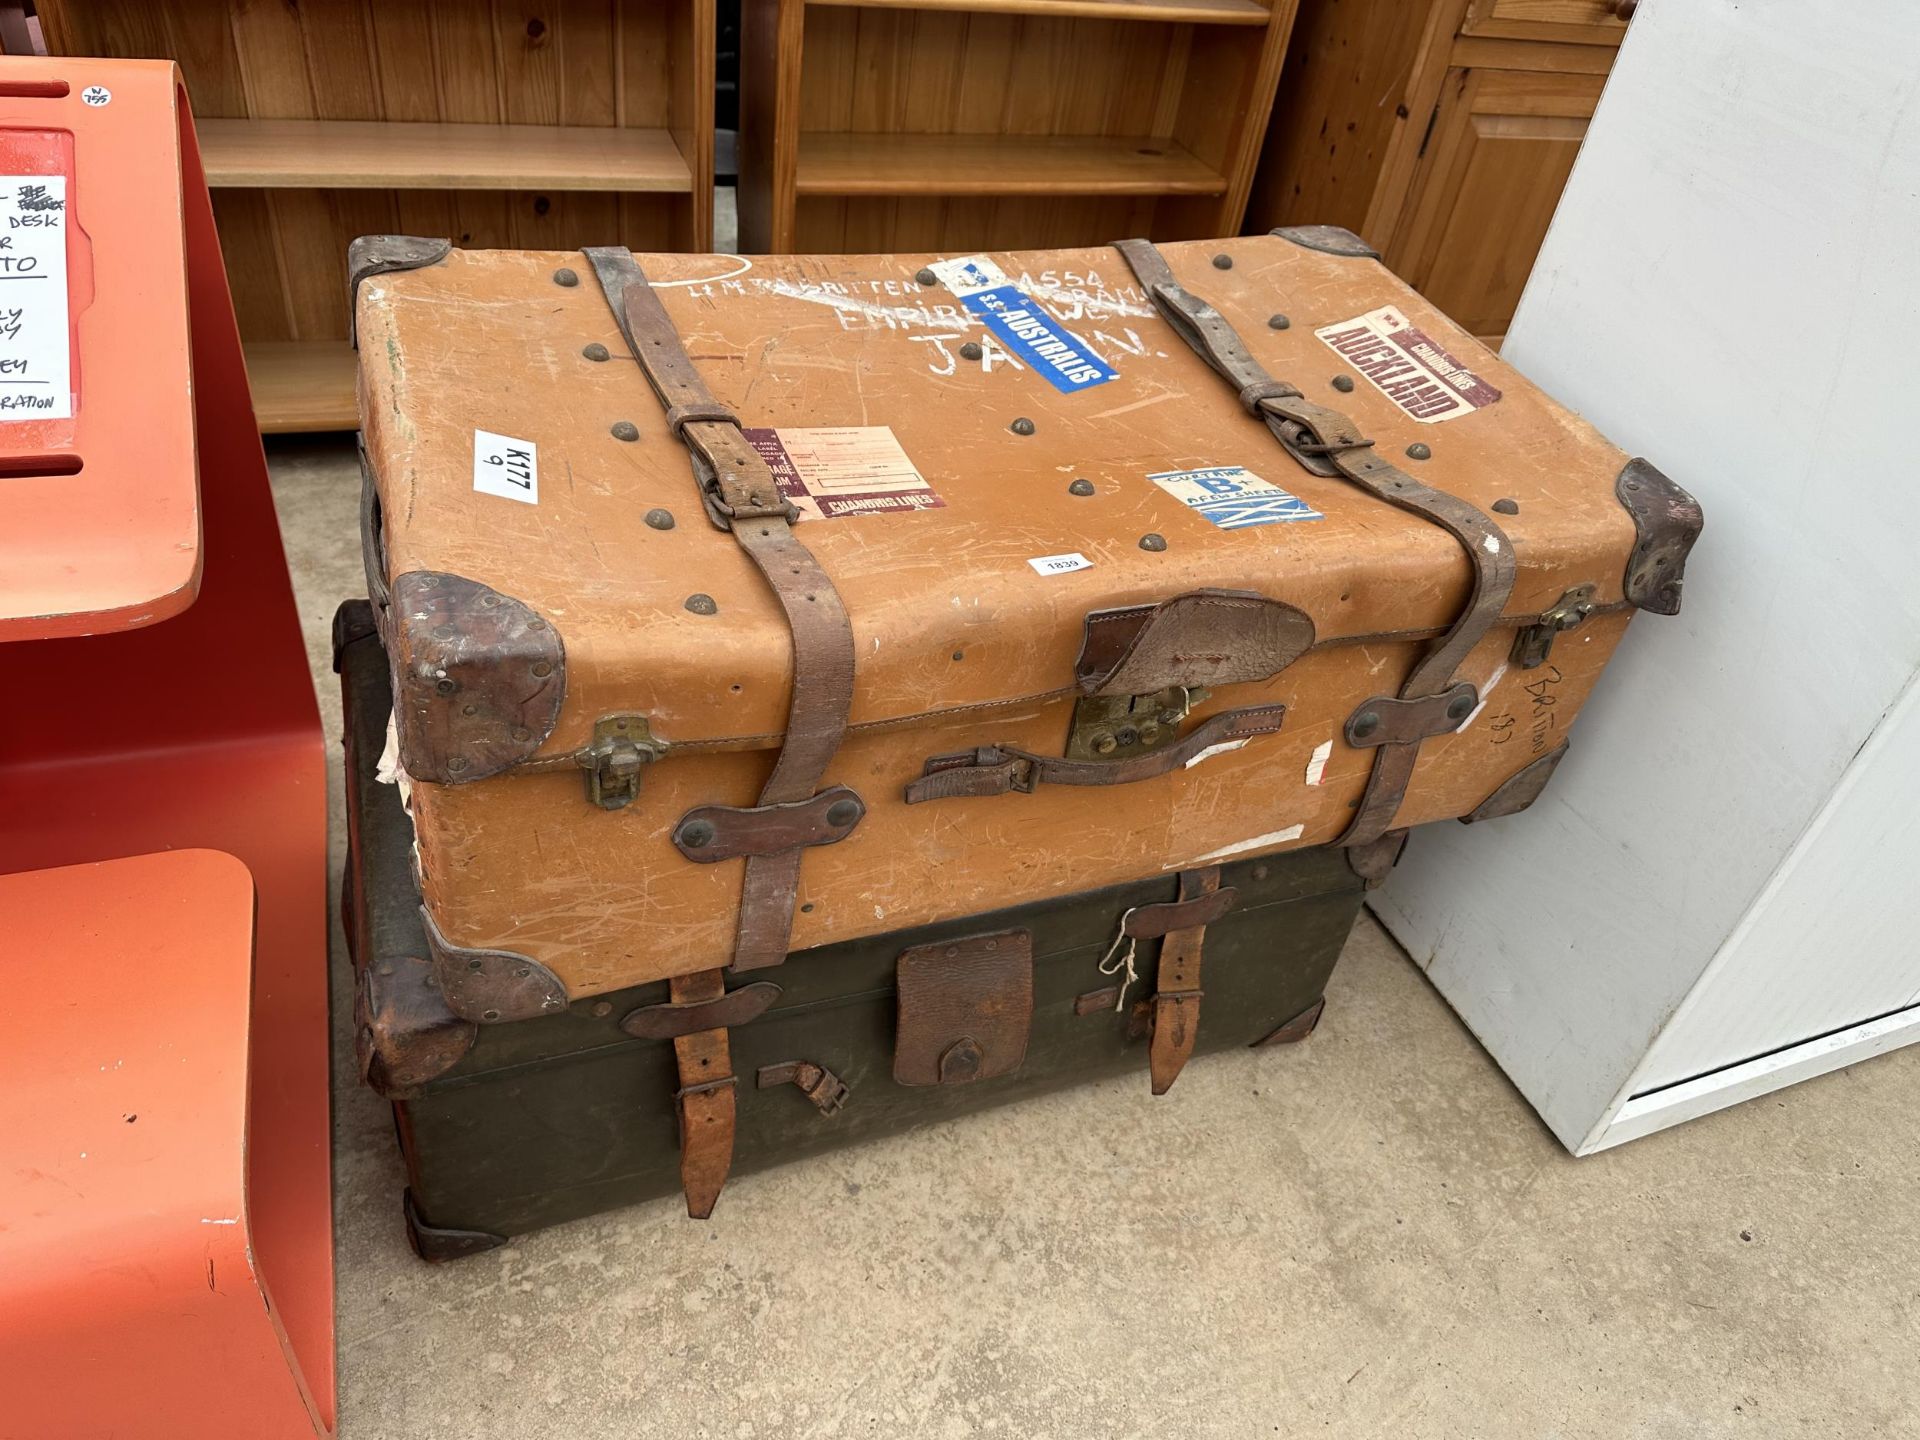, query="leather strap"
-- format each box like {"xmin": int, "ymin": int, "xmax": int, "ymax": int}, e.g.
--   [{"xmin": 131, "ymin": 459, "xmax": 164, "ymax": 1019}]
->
[
  {"xmin": 585, "ymin": 248, "xmax": 857, "ymax": 971},
  {"xmin": 668, "ymin": 969, "xmax": 736, "ymax": 1219},
  {"xmin": 905, "ymin": 703, "xmax": 1286, "ymax": 804},
  {"xmin": 1113, "ymin": 239, "xmax": 1516, "ymax": 847},
  {"xmin": 1149, "ymin": 867, "xmax": 1219, "ymax": 1095}
]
